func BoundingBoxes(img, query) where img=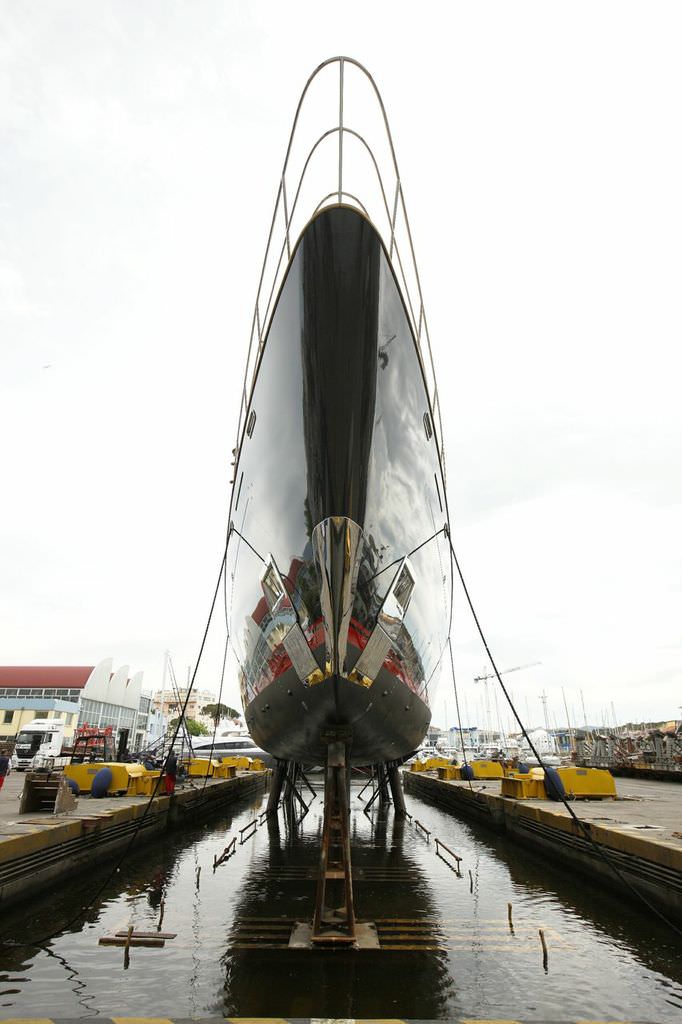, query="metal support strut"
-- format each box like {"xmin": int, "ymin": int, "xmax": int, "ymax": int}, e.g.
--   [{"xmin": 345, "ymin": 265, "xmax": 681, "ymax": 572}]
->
[
  {"xmin": 388, "ymin": 763, "xmax": 407, "ymax": 817},
  {"xmin": 312, "ymin": 739, "xmax": 356, "ymax": 945},
  {"xmin": 266, "ymin": 760, "xmax": 287, "ymax": 815},
  {"xmin": 363, "ymin": 762, "xmax": 392, "ymax": 814}
]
